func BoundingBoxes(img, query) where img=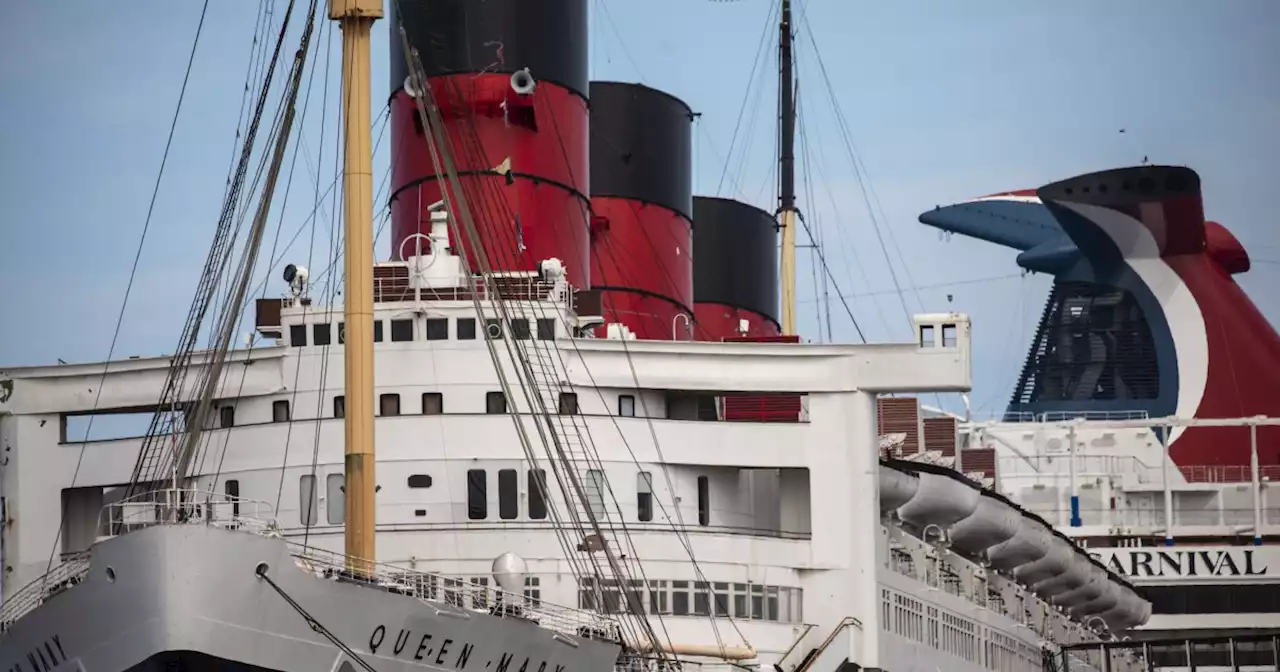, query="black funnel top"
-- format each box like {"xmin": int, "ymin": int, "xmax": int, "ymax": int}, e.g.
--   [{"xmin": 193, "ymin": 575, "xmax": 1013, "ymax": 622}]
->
[
  {"xmin": 589, "ymin": 81, "xmax": 694, "ymax": 221},
  {"xmin": 693, "ymin": 196, "xmax": 779, "ymax": 323}
]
